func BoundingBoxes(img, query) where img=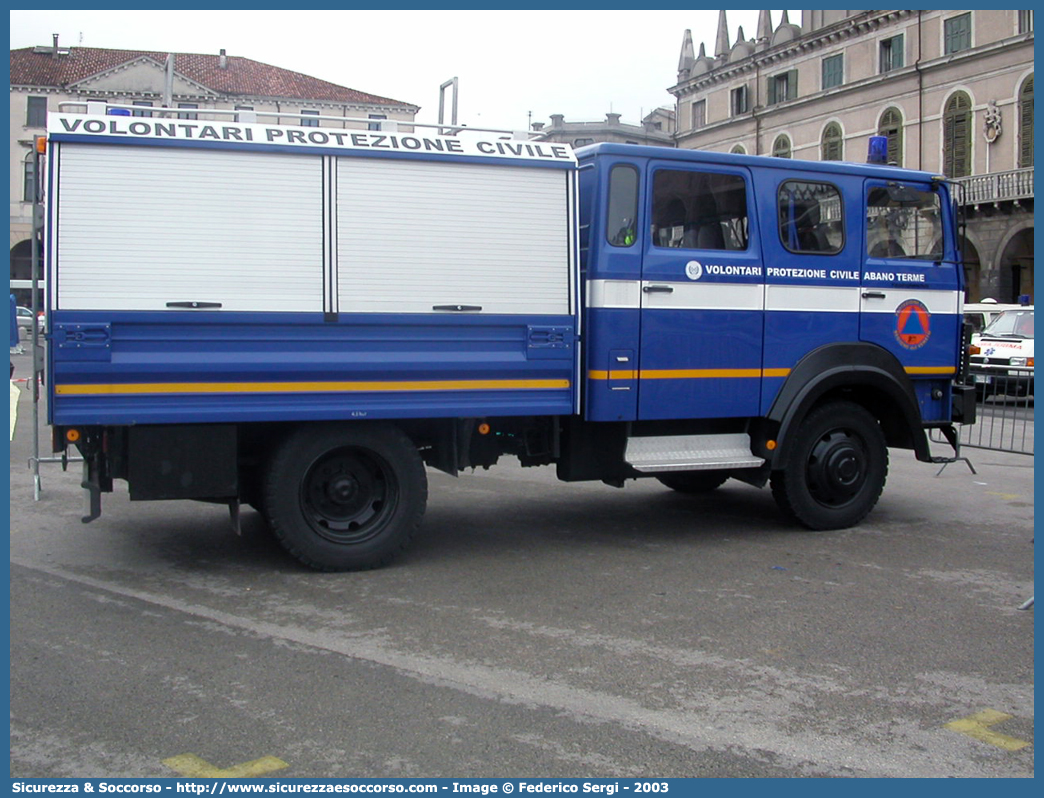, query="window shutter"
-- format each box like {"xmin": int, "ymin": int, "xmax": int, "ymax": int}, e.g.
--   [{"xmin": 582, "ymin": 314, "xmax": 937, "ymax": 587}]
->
[
  {"xmin": 821, "ymin": 123, "xmax": 842, "ymax": 161},
  {"xmin": 944, "ymin": 93, "xmax": 971, "ymax": 178},
  {"xmin": 879, "ymin": 108, "xmax": 903, "ymax": 166},
  {"xmin": 787, "ymin": 70, "xmax": 799, "ymax": 101},
  {"xmin": 767, "ymin": 76, "xmax": 777, "ymax": 105},
  {"xmin": 952, "ymin": 113, "xmax": 969, "ymax": 176},
  {"xmin": 1020, "ymin": 76, "xmax": 1034, "ymax": 168}
]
